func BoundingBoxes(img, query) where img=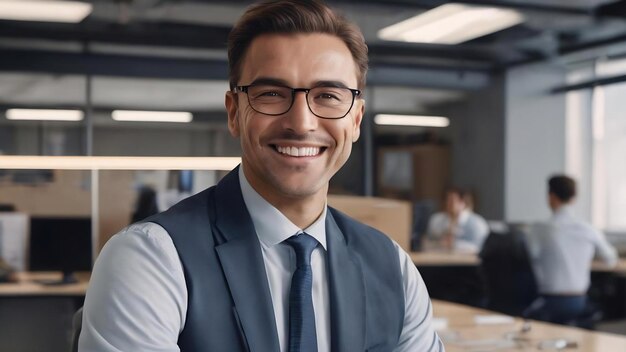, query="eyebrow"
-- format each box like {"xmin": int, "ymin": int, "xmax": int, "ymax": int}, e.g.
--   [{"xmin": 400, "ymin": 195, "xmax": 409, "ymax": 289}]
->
[{"xmin": 246, "ymin": 77, "xmax": 352, "ymax": 89}]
